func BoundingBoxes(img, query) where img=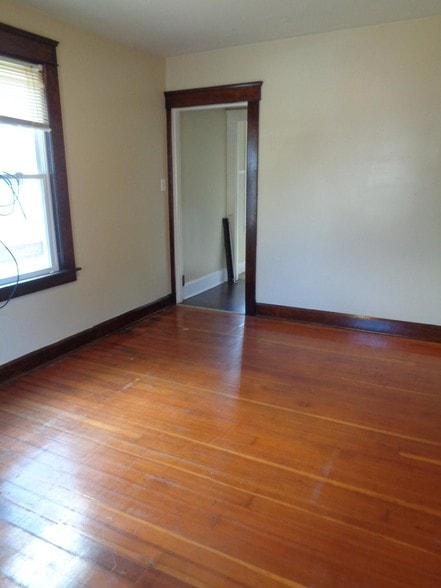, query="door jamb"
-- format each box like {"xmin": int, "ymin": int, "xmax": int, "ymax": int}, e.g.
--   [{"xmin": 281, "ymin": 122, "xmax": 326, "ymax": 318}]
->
[{"xmin": 164, "ymin": 82, "xmax": 262, "ymax": 315}]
